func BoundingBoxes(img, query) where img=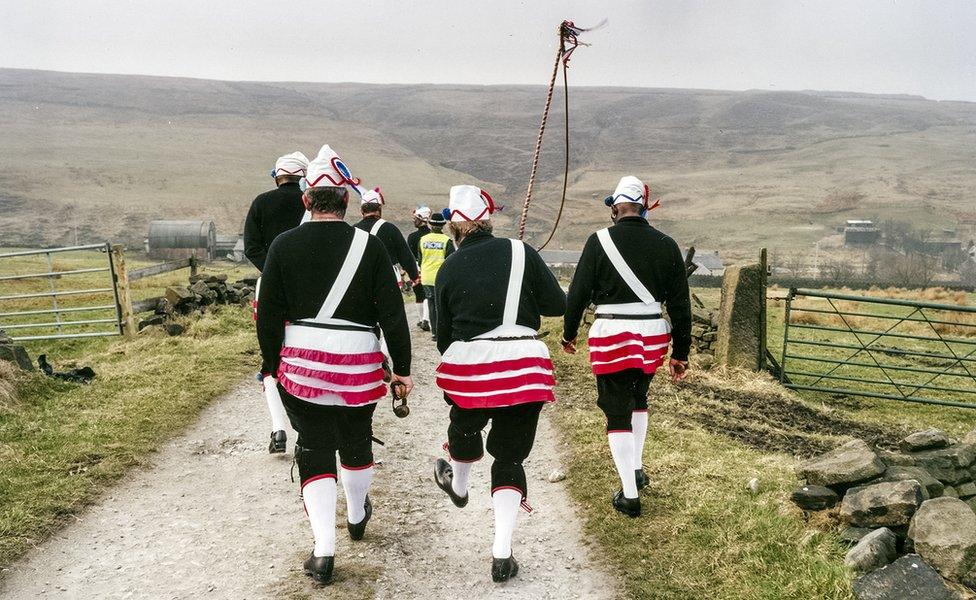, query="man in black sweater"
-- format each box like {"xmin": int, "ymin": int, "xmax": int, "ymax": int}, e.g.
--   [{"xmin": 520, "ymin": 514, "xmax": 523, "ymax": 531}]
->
[
  {"xmin": 406, "ymin": 206, "xmax": 432, "ymax": 330},
  {"xmin": 562, "ymin": 175, "xmax": 691, "ymax": 519},
  {"xmin": 431, "ymin": 184, "xmax": 566, "ymax": 583},
  {"xmin": 257, "ymin": 171, "xmax": 412, "ymax": 585},
  {"xmin": 243, "ymin": 151, "xmax": 309, "ymax": 454},
  {"xmin": 353, "ymin": 187, "xmax": 420, "ymax": 287},
  {"xmin": 243, "ymin": 151, "xmax": 310, "ymax": 272}
]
